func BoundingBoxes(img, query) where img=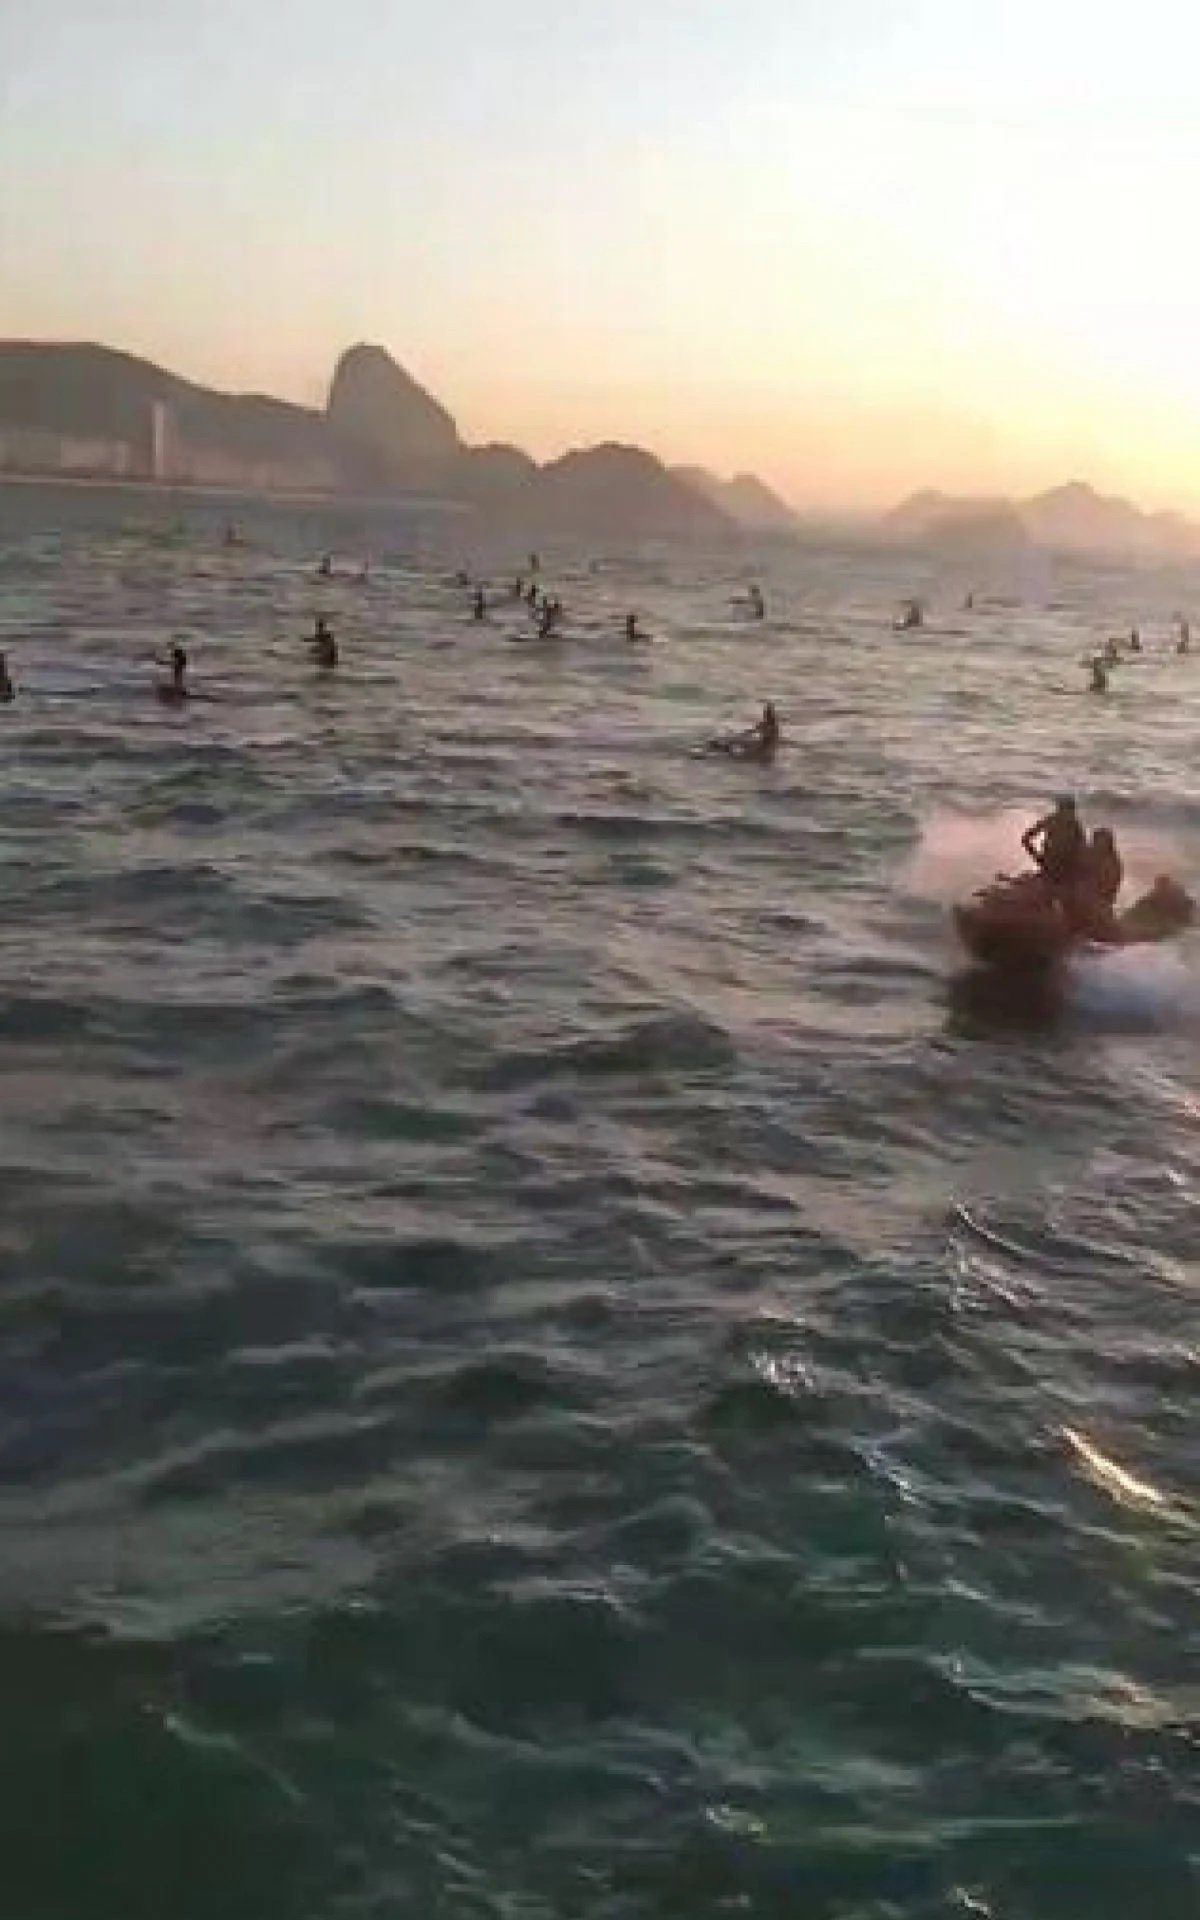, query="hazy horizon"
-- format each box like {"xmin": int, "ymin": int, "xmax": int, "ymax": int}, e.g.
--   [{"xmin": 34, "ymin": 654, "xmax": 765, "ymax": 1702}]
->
[{"xmin": 6, "ymin": 1, "xmax": 1200, "ymax": 515}]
